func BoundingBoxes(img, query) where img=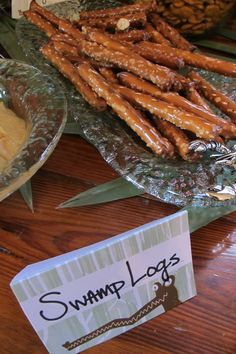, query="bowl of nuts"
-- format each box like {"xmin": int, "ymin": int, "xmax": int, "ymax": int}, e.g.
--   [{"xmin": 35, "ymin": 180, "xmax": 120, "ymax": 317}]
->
[{"xmin": 139, "ymin": 0, "xmax": 235, "ymax": 35}]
